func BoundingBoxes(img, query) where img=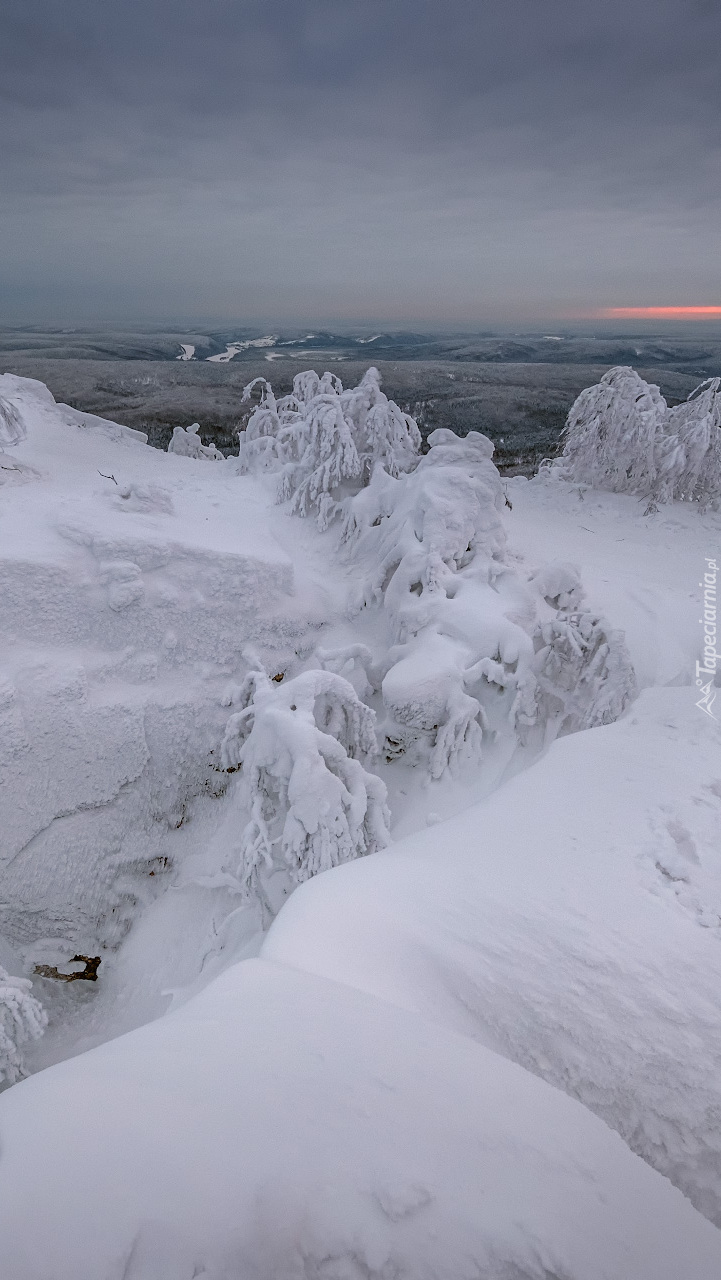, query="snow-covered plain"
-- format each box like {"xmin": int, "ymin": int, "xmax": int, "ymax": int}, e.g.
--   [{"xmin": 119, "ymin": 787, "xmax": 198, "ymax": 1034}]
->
[{"xmin": 0, "ymin": 369, "xmax": 720, "ymax": 1278}]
